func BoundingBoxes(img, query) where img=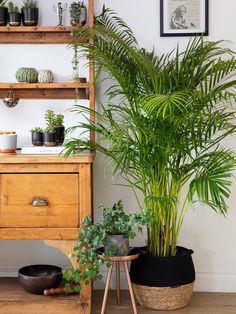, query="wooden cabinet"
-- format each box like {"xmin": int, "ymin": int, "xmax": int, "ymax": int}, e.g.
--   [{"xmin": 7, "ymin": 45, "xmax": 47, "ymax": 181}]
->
[
  {"xmin": 0, "ymin": 173, "xmax": 79, "ymax": 228},
  {"xmin": 0, "ymin": 1, "xmax": 95, "ymax": 312},
  {"xmin": 0, "ymin": 152, "xmax": 95, "ymax": 314}
]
